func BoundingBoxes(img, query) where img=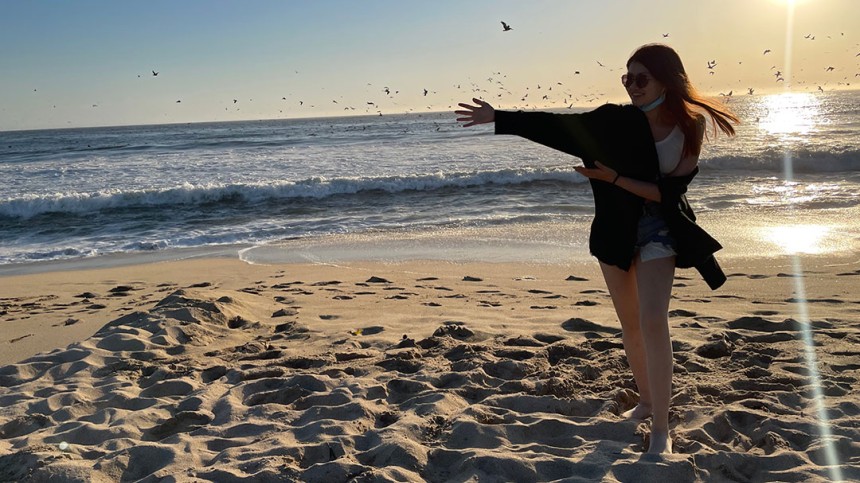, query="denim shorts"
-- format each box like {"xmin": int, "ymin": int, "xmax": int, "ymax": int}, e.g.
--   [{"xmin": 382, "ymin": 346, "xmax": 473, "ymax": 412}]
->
[{"xmin": 636, "ymin": 204, "xmax": 677, "ymax": 262}]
